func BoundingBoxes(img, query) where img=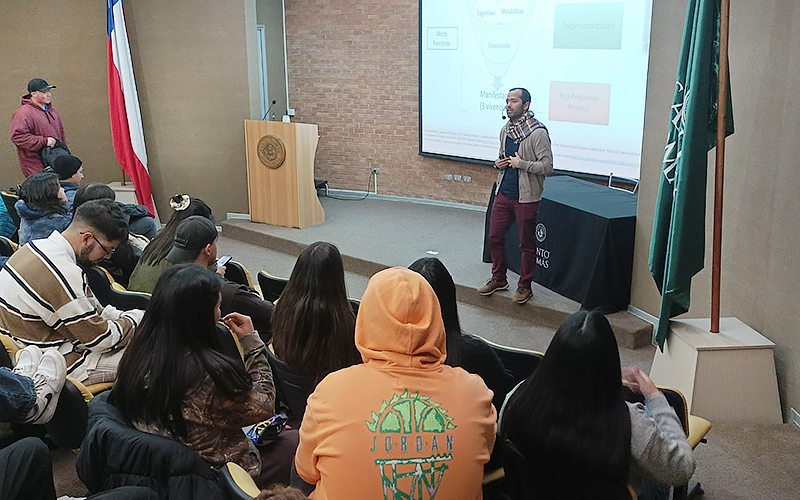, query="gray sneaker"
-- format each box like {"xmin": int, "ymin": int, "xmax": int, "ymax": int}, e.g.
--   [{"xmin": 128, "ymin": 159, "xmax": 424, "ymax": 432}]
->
[
  {"xmin": 26, "ymin": 350, "xmax": 67, "ymax": 425},
  {"xmin": 13, "ymin": 345, "xmax": 43, "ymax": 379}
]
